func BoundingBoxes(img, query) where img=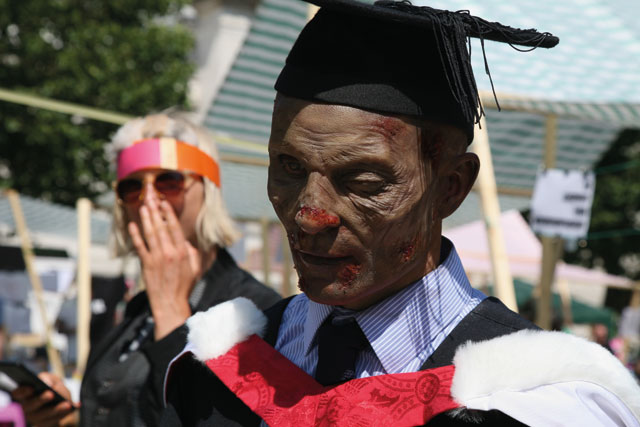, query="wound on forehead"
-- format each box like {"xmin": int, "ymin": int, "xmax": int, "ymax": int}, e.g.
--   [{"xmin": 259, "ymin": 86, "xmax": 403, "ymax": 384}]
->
[{"xmin": 370, "ymin": 116, "xmax": 406, "ymax": 142}]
